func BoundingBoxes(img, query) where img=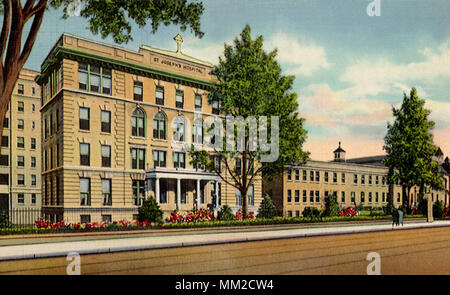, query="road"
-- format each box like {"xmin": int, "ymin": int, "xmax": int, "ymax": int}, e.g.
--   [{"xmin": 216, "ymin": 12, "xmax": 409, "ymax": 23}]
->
[{"xmin": 0, "ymin": 226, "xmax": 449, "ymax": 275}]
